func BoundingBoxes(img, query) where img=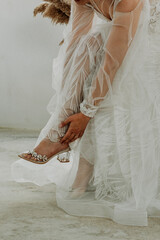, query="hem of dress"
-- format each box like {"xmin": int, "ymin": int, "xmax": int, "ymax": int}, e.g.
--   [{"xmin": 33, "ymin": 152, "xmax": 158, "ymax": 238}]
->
[{"xmin": 56, "ymin": 191, "xmax": 148, "ymax": 227}]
